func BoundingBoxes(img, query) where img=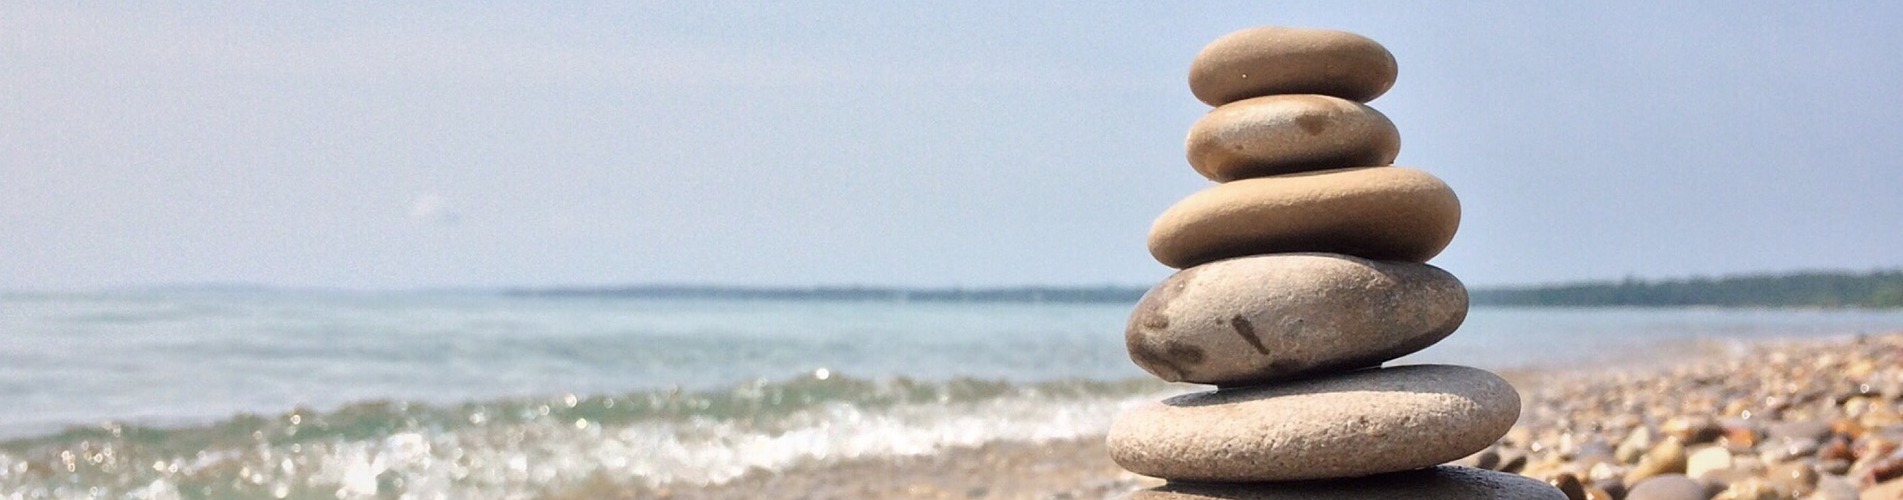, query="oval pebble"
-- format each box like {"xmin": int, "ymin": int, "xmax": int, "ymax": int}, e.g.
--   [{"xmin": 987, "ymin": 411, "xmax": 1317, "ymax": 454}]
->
[
  {"xmin": 1147, "ymin": 166, "xmax": 1460, "ymax": 268},
  {"xmin": 1189, "ymin": 26, "xmax": 1398, "ymax": 106},
  {"xmin": 1186, "ymin": 94, "xmax": 1400, "ymax": 182},
  {"xmin": 1126, "ymin": 253, "xmax": 1466, "ymax": 385},
  {"xmin": 1623, "ymin": 474, "xmax": 1708, "ymax": 500},
  {"xmin": 1107, "ymin": 364, "xmax": 1519, "ymax": 482}
]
